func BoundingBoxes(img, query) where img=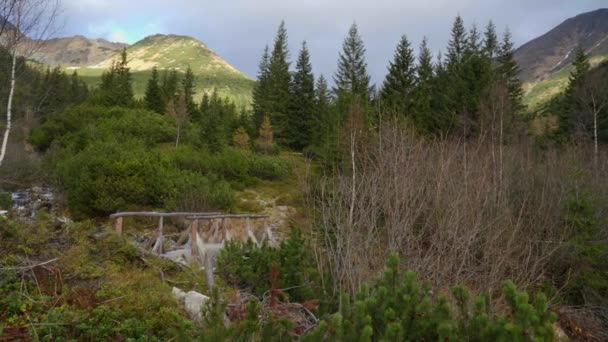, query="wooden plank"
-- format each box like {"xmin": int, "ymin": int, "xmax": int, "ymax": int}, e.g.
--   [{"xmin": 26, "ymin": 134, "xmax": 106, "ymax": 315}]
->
[
  {"xmin": 115, "ymin": 217, "xmax": 123, "ymax": 235},
  {"xmin": 109, "ymin": 212, "xmax": 220, "ymax": 219},
  {"xmin": 152, "ymin": 216, "xmax": 164, "ymax": 254},
  {"xmin": 187, "ymin": 214, "xmax": 270, "ymax": 220}
]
